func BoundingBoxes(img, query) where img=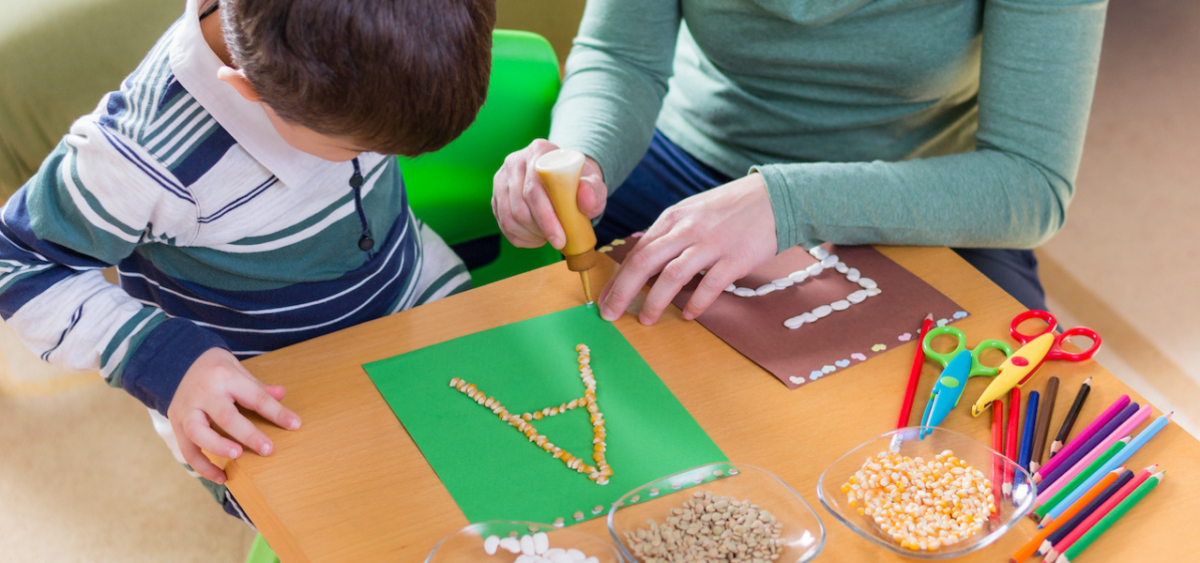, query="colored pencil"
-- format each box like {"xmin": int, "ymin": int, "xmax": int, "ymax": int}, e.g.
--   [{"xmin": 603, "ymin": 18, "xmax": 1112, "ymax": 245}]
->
[
  {"xmin": 1039, "ymin": 405, "xmax": 1150, "ymax": 500},
  {"xmin": 1045, "ymin": 465, "xmax": 1158, "ymax": 561},
  {"xmin": 1014, "ymin": 390, "xmax": 1039, "ymax": 492},
  {"xmin": 1050, "ymin": 377, "xmax": 1092, "ymax": 457},
  {"xmin": 898, "ymin": 313, "xmax": 934, "ymax": 429},
  {"xmin": 1037, "ymin": 395, "xmax": 1130, "ymax": 482},
  {"xmin": 1042, "ymin": 413, "xmax": 1171, "ymax": 524},
  {"xmin": 1012, "ymin": 468, "xmax": 1124, "ymax": 562},
  {"xmin": 992, "ymin": 396, "xmax": 1005, "ymax": 513},
  {"xmin": 1038, "ymin": 401, "xmax": 1140, "ymax": 492},
  {"xmin": 1039, "ymin": 467, "xmax": 1139, "ymax": 555},
  {"xmin": 1035, "ymin": 438, "xmax": 1128, "ymax": 517},
  {"xmin": 1004, "ymin": 388, "xmax": 1020, "ymax": 497},
  {"xmin": 1030, "ymin": 376, "xmax": 1059, "ymax": 472},
  {"xmin": 1056, "ymin": 471, "xmax": 1164, "ymax": 563}
]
